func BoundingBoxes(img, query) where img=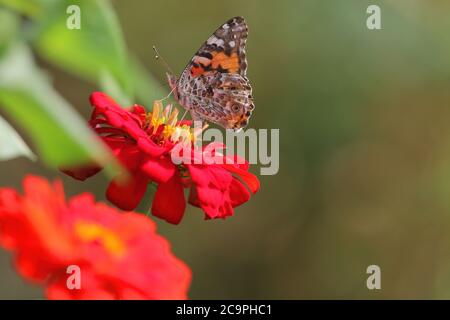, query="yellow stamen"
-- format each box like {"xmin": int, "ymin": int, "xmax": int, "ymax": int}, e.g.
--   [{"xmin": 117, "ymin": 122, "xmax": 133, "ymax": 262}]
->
[
  {"xmin": 151, "ymin": 101, "xmax": 163, "ymax": 133},
  {"xmin": 163, "ymin": 104, "xmax": 172, "ymax": 119},
  {"xmin": 145, "ymin": 100, "xmax": 208, "ymax": 146},
  {"xmin": 167, "ymin": 108, "xmax": 179, "ymax": 127}
]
